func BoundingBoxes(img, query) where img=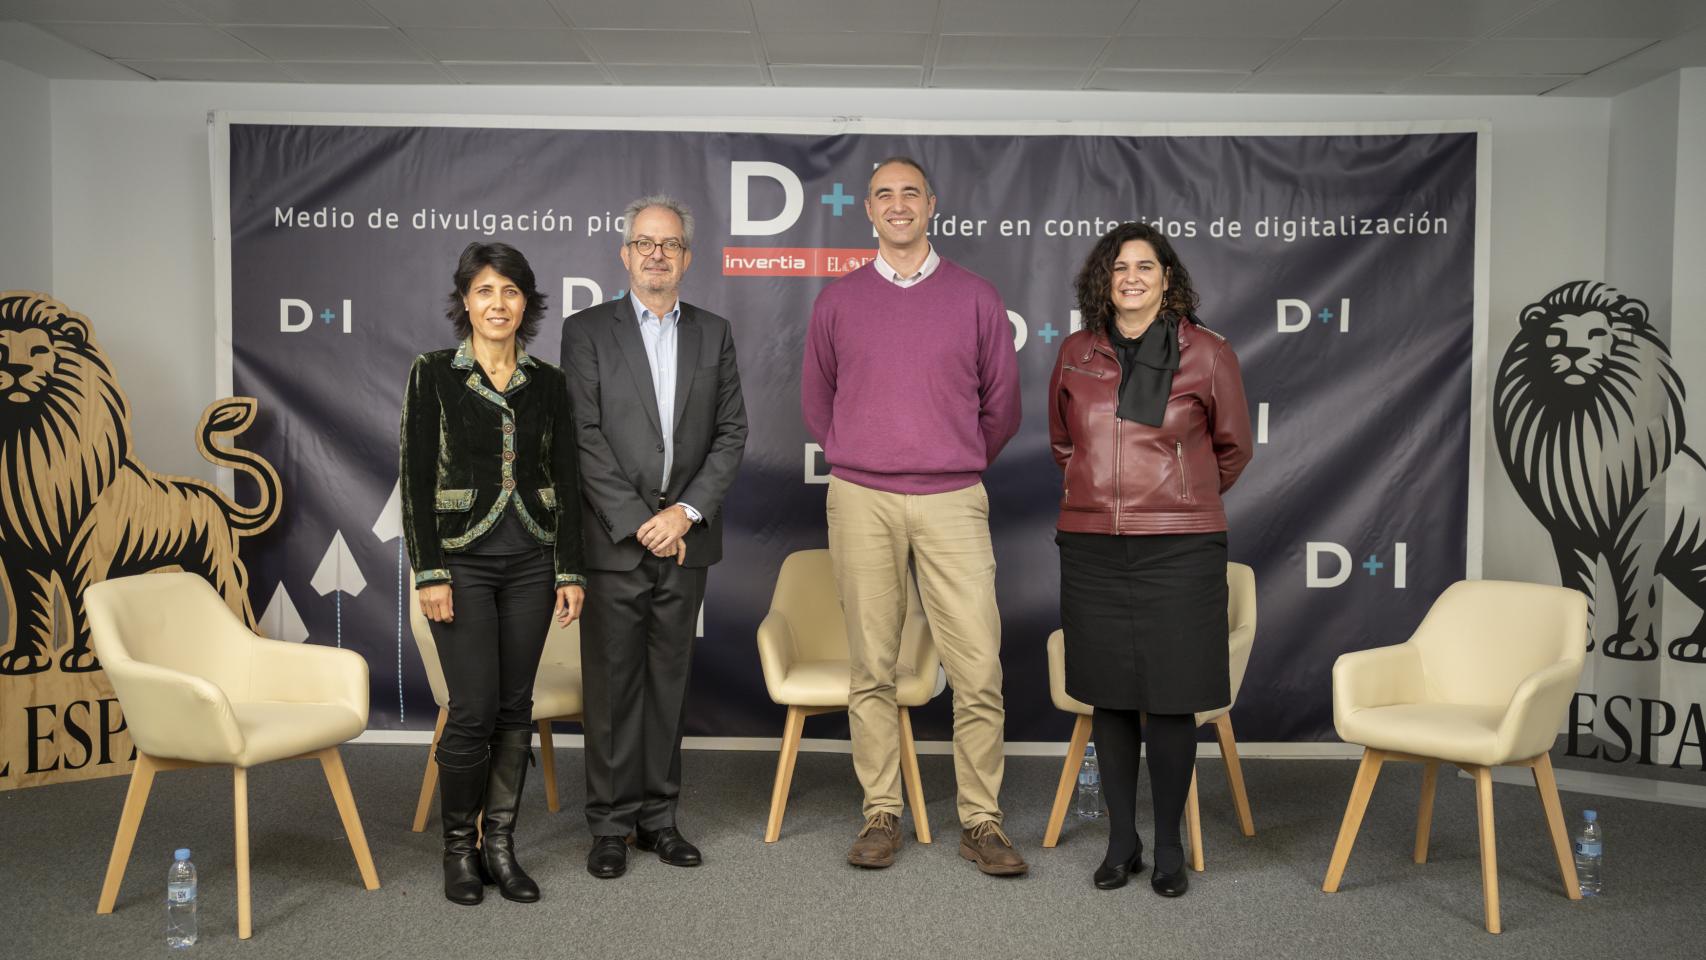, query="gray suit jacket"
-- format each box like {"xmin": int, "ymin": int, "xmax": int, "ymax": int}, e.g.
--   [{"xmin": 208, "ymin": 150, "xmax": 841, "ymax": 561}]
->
[{"xmin": 560, "ymin": 298, "xmax": 747, "ymax": 571}]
